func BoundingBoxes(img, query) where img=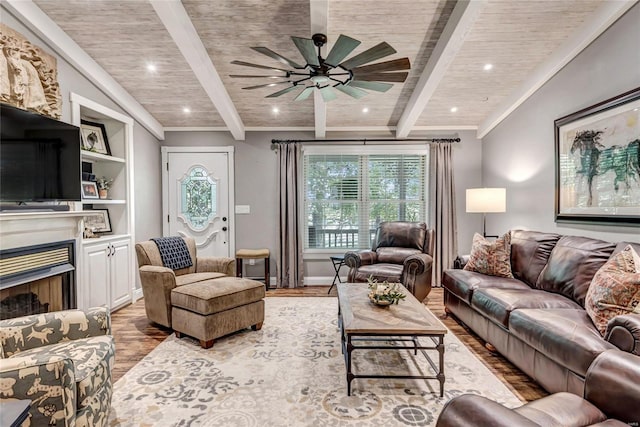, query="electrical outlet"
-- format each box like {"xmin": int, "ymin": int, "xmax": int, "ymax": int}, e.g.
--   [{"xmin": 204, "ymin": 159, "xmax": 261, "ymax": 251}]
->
[{"xmin": 249, "ymin": 259, "xmax": 255, "ymax": 265}]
